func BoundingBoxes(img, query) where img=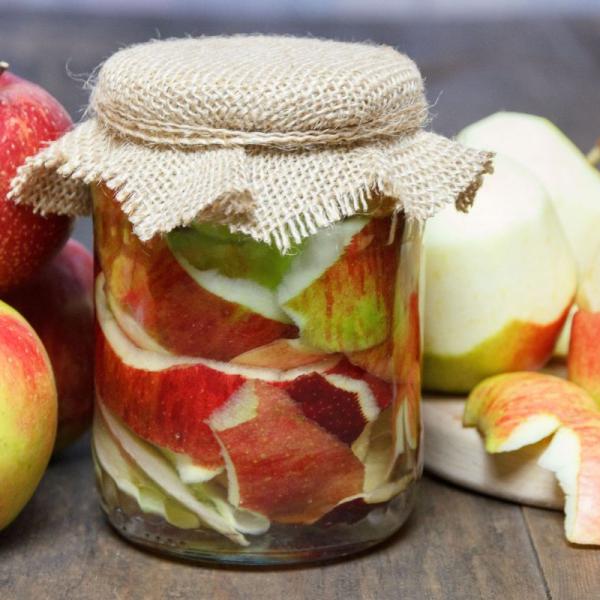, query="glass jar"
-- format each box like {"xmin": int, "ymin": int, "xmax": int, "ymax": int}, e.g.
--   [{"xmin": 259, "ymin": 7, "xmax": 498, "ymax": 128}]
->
[{"xmin": 91, "ymin": 182, "xmax": 423, "ymax": 565}]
